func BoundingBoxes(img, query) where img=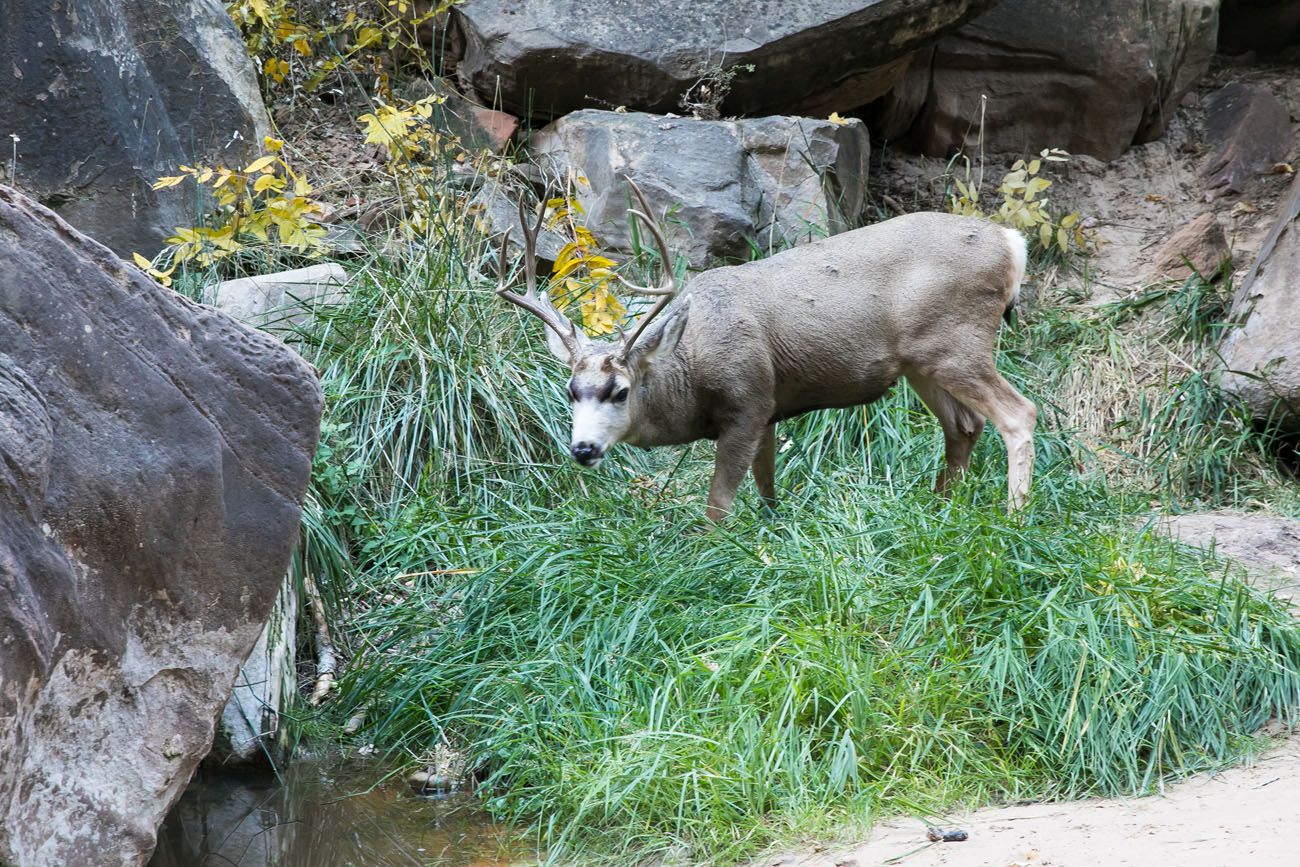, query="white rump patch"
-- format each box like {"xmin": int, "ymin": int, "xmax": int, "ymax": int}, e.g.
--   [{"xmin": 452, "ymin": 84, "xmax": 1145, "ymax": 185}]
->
[{"xmin": 1003, "ymin": 227, "xmax": 1028, "ymax": 307}]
